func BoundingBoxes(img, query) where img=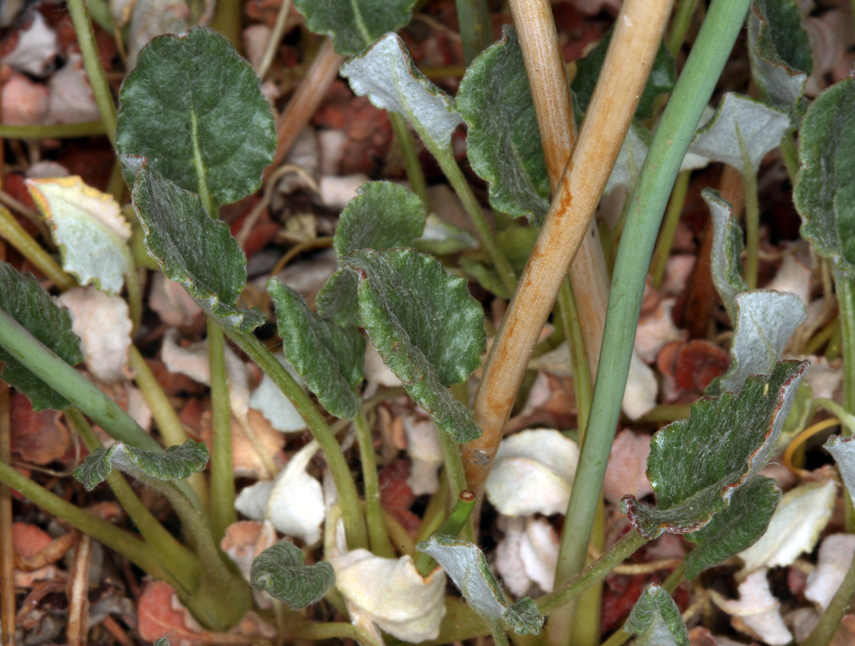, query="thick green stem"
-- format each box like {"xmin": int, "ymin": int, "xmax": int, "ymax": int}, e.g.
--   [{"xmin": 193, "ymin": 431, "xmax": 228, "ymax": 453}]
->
[
  {"xmin": 455, "ymin": 0, "xmax": 493, "ymax": 64},
  {"xmin": 742, "ymin": 167, "xmax": 760, "ymax": 289},
  {"xmin": 650, "ymin": 170, "xmax": 691, "ymax": 290},
  {"xmin": 284, "ymin": 611, "xmax": 385, "ymax": 646},
  {"xmin": 557, "ymin": 0, "xmax": 752, "ymax": 591},
  {"xmin": 835, "ymin": 266, "xmax": 855, "ymax": 533},
  {"xmin": 354, "ymin": 410, "xmax": 394, "ymax": 558},
  {"xmin": 65, "ymin": 407, "xmax": 202, "ymax": 590},
  {"xmin": 0, "ymin": 205, "xmax": 76, "ymax": 290},
  {"xmin": 66, "ymin": 0, "xmax": 116, "ymax": 146},
  {"xmin": 222, "ymin": 327, "xmax": 368, "ymax": 549},
  {"xmin": 390, "ymin": 113, "xmax": 430, "ymax": 209},
  {"xmin": 665, "ymin": 0, "xmax": 702, "ymax": 56},
  {"xmin": 207, "ymin": 319, "xmax": 236, "ymax": 542},
  {"xmin": 0, "ymin": 121, "xmax": 108, "ymax": 139},
  {"xmin": 415, "ymin": 490, "xmax": 476, "ymax": 576},
  {"xmin": 209, "ymin": 0, "xmax": 242, "ymax": 48},
  {"xmin": 802, "ymin": 547, "xmax": 855, "ymax": 646}
]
